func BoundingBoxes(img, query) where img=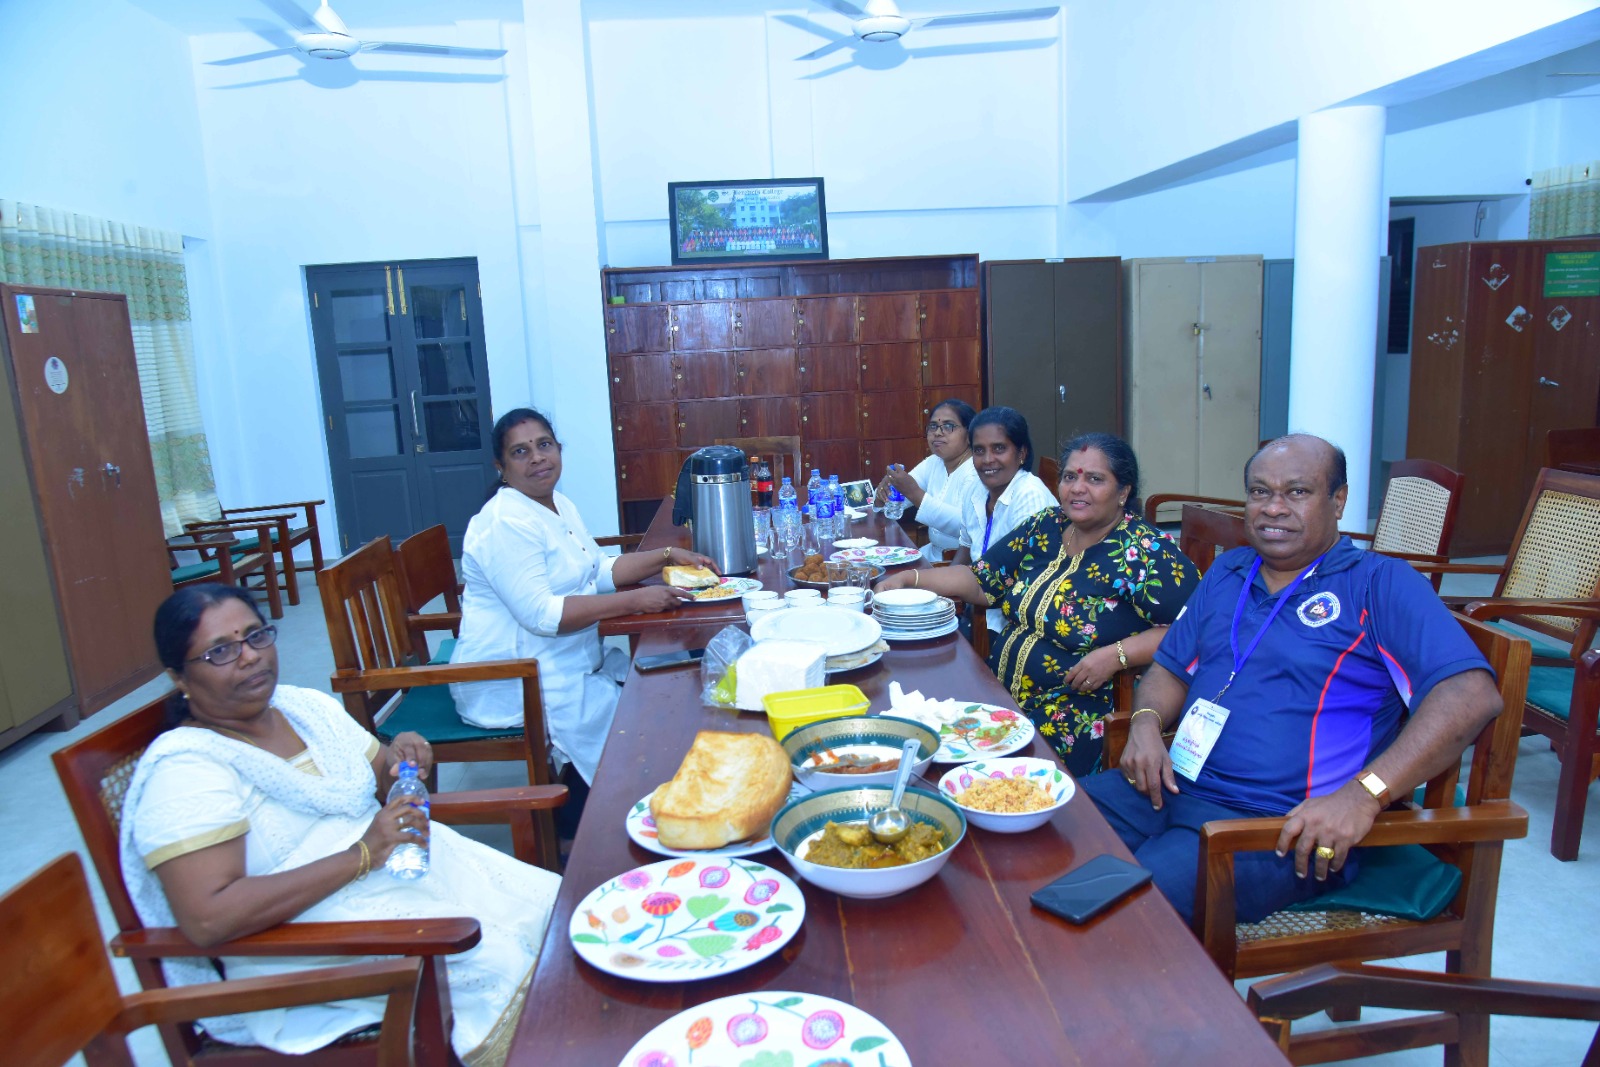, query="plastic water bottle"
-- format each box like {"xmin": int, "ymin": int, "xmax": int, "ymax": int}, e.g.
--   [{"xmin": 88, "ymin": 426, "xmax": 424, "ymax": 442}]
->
[
  {"xmin": 386, "ymin": 760, "xmax": 430, "ymax": 879},
  {"xmin": 827, "ymin": 474, "xmax": 844, "ymax": 537},
  {"xmin": 806, "ymin": 468, "xmax": 824, "ymax": 509},
  {"xmin": 777, "ymin": 476, "xmax": 798, "ymax": 511},
  {"xmin": 885, "ymin": 484, "xmax": 907, "ymax": 521},
  {"xmin": 814, "ymin": 492, "xmax": 835, "ymax": 545}
]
